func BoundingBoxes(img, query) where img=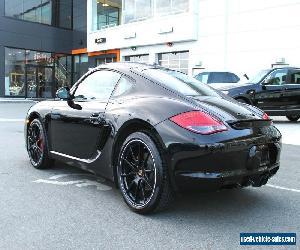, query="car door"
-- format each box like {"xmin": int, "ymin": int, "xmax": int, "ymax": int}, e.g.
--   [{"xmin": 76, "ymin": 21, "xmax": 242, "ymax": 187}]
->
[
  {"xmin": 255, "ymin": 68, "xmax": 288, "ymax": 112},
  {"xmin": 49, "ymin": 69, "xmax": 121, "ymax": 160},
  {"xmin": 283, "ymin": 69, "xmax": 300, "ymax": 111}
]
